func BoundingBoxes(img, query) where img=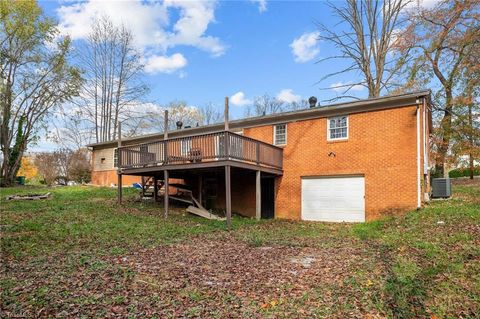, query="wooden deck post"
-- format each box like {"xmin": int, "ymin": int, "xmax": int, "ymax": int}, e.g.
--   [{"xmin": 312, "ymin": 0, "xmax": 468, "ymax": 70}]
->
[
  {"xmin": 164, "ymin": 170, "xmax": 169, "ymax": 218},
  {"xmin": 164, "ymin": 110, "xmax": 169, "ymax": 139},
  {"xmin": 224, "ymin": 97, "xmax": 230, "ymax": 160},
  {"xmin": 164, "ymin": 110, "xmax": 169, "ymax": 163},
  {"xmin": 118, "ymin": 173, "xmax": 122, "ymax": 203},
  {"xmin": 256, "ymin": 170, "xmax": 261, "ymax": 220},
  {"xmin": 224, "ymin": 97, "xmax": 229, "ymax": 131},
  {"xmin": 225, "ymin": 165, "xmax": 232, "ymax": 229},
  {"xmin": 198, "ymin": 174, "xmax": 203, "ymax": 206},
  {"xmin": 117, "ymin": 121, "xmax": 122, "ymax": 204},
  {"xmin": 153, "ymin": 176, "xmax": 158, "ymax": 202}
]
